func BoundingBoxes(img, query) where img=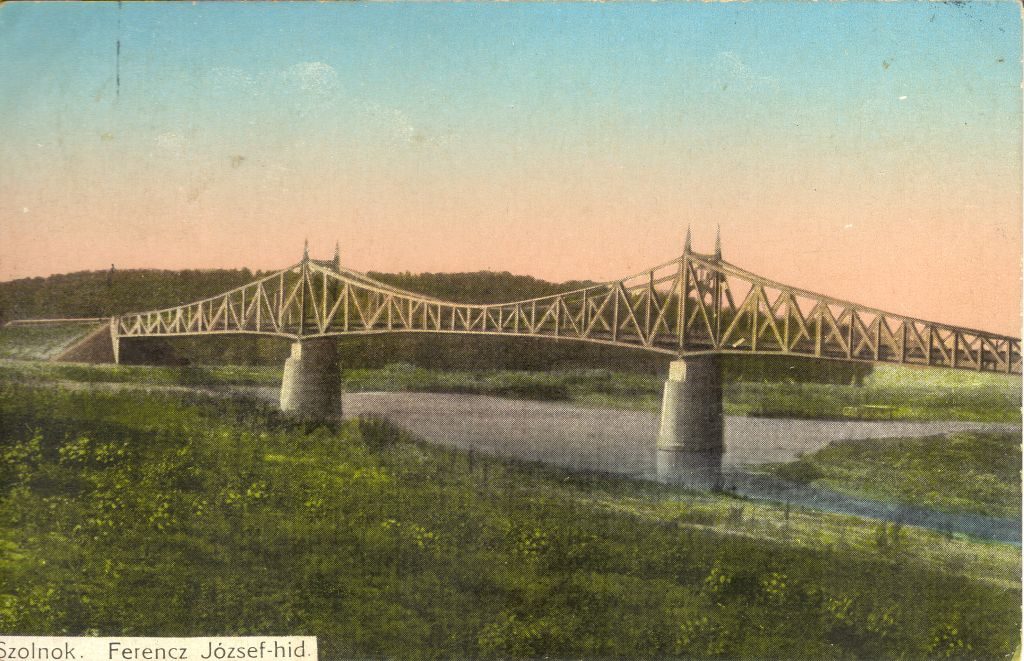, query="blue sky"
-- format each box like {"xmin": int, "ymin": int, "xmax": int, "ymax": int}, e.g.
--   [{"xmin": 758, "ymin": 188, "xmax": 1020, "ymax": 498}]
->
[{"xmin": 0, "ymin": 1, "xmax": 1020, "ymax": 332}]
